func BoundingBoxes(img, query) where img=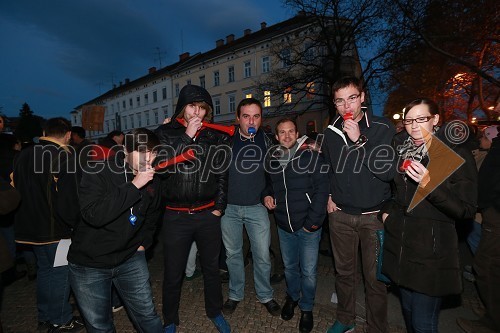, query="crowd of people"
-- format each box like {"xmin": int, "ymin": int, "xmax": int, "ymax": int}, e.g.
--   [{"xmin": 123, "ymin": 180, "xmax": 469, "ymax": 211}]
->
[{"xmin": 0, "ymin": 76, "xmax": 498, "ymax": 333}]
